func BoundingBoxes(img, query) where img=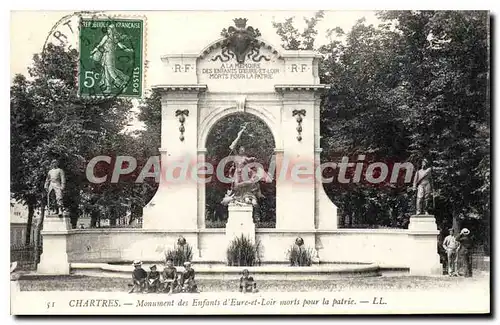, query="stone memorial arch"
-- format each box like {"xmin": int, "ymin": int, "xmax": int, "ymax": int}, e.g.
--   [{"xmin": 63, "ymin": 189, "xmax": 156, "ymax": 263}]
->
[
  {"xmin": 142, "ymin": 18, "xmax": 339, "ymax": 239},
  {"xmin": 38, "ymin": 18, "xmax": 441, "ymax": 276}
]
